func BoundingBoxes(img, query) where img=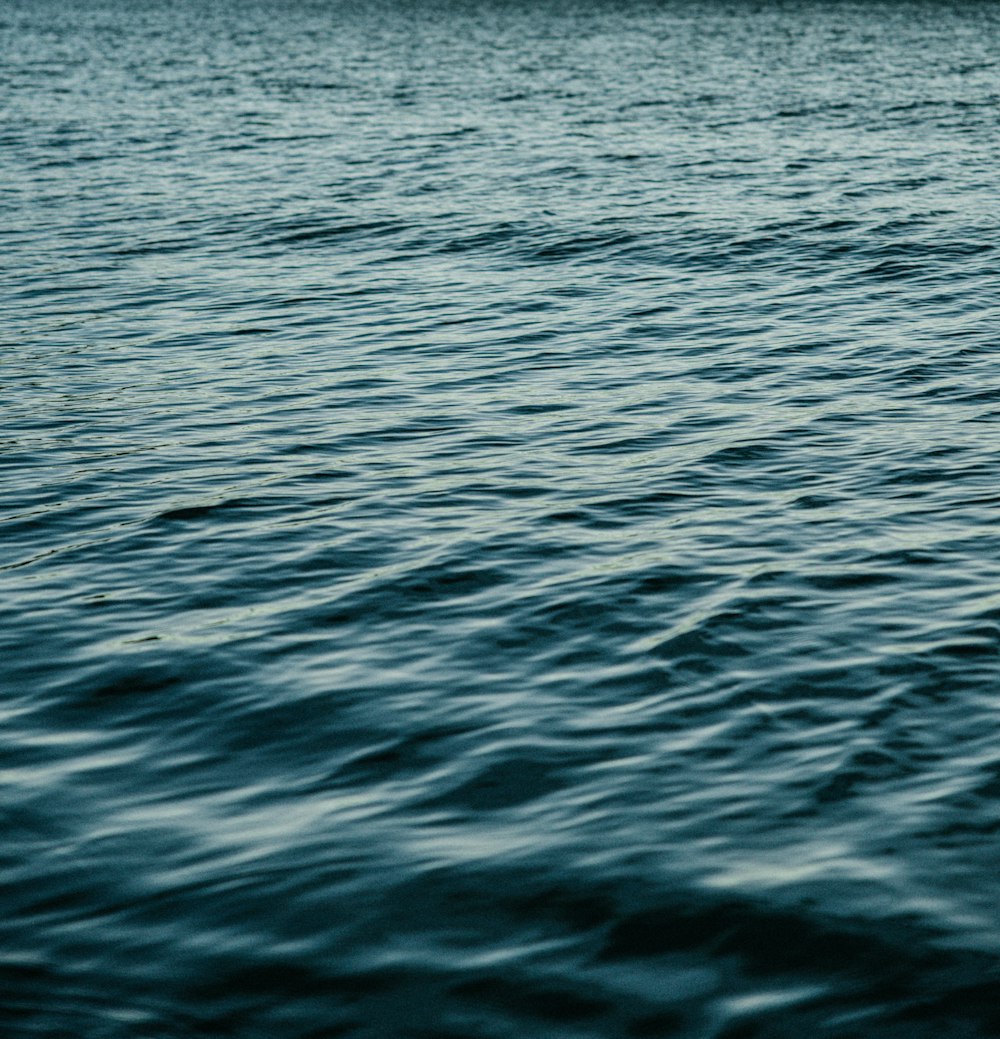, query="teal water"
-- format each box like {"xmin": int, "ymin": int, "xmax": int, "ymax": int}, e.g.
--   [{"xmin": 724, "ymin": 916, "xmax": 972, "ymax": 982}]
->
[{"xmin": 5, "ymin": 0, "xmax": 1000, "ymax": 1035}]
